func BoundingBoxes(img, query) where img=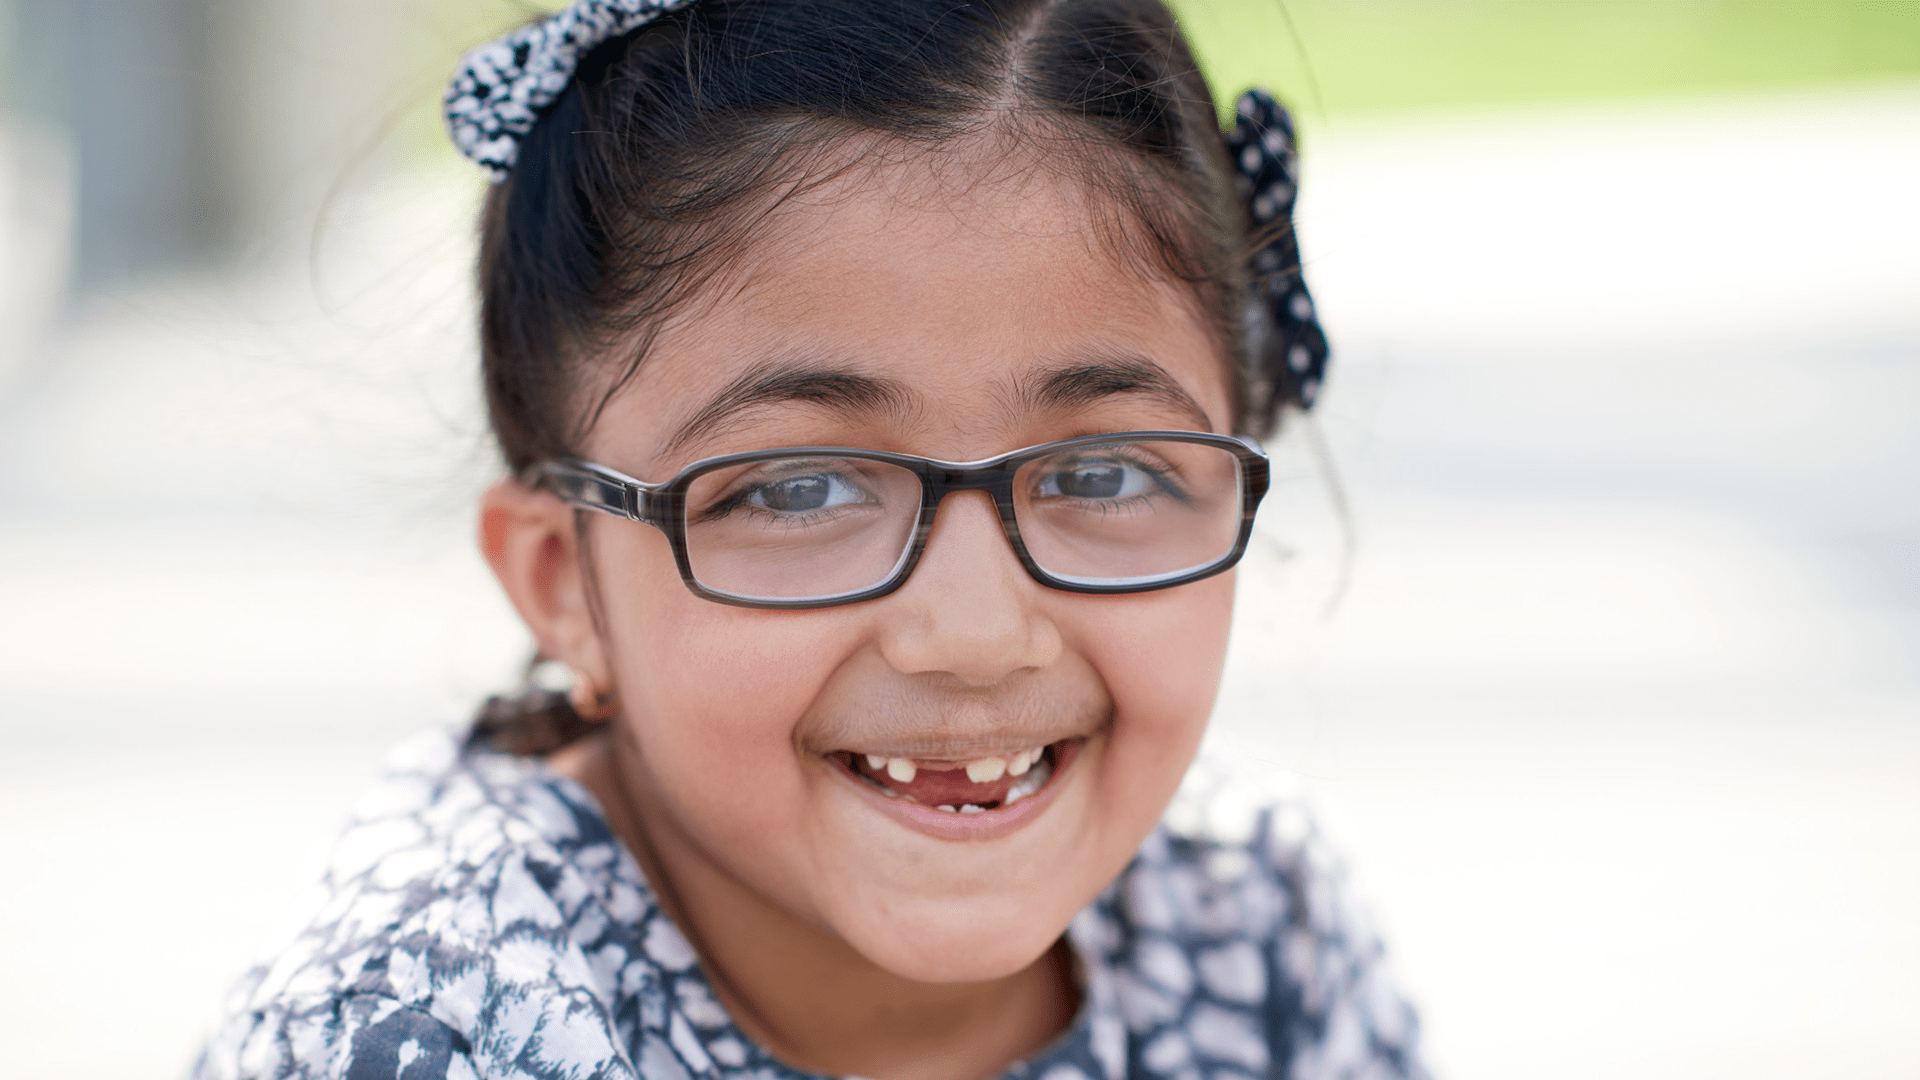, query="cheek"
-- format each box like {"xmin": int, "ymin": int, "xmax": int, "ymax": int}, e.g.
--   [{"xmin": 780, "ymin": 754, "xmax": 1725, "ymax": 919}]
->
[
  {"xmin": 587, "ymin": 522, "xmax": 849, "ymax": 797},
  {"xmin": 1091, "ymin": 571, "xmax": 1236, "ymax": 735},
  {"xmin": 1080, "ymin": 572, "xmax": 1235, "ymax": 832}
]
